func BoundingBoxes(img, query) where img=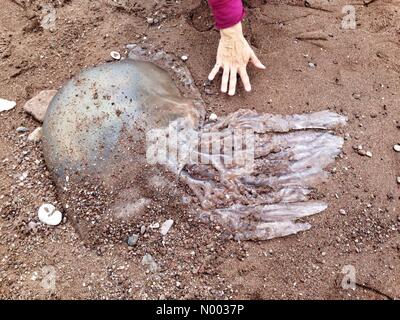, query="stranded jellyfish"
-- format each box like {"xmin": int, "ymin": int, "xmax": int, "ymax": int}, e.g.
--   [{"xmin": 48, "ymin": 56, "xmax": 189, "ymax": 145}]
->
[{"xmin": 42, "ymin": 47, "xmax": 346, "ymax": 244}]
